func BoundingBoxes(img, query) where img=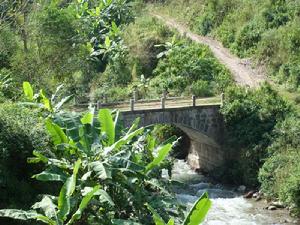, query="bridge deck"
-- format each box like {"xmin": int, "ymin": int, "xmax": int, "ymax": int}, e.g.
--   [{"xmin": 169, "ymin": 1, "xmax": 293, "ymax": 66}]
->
[
  {"xmin": 100, "ymin": 96, "xmax": 221, "ymax": 112},
  {"xmin": 74, "ymin": 96, "xmax": 222, "ymax": 112}
]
